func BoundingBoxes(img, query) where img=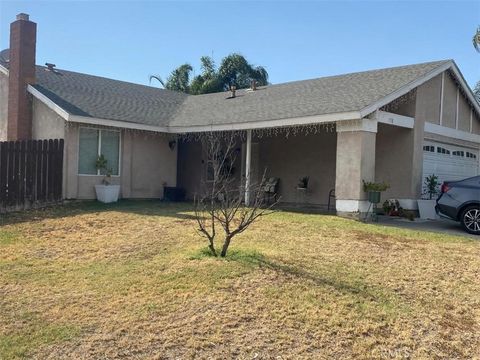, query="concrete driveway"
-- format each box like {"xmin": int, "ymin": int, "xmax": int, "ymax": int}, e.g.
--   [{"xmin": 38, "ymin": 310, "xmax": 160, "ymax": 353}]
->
[{"xmin": 376, "ymin": 215, "xmax": 479, "ymax": 239}]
